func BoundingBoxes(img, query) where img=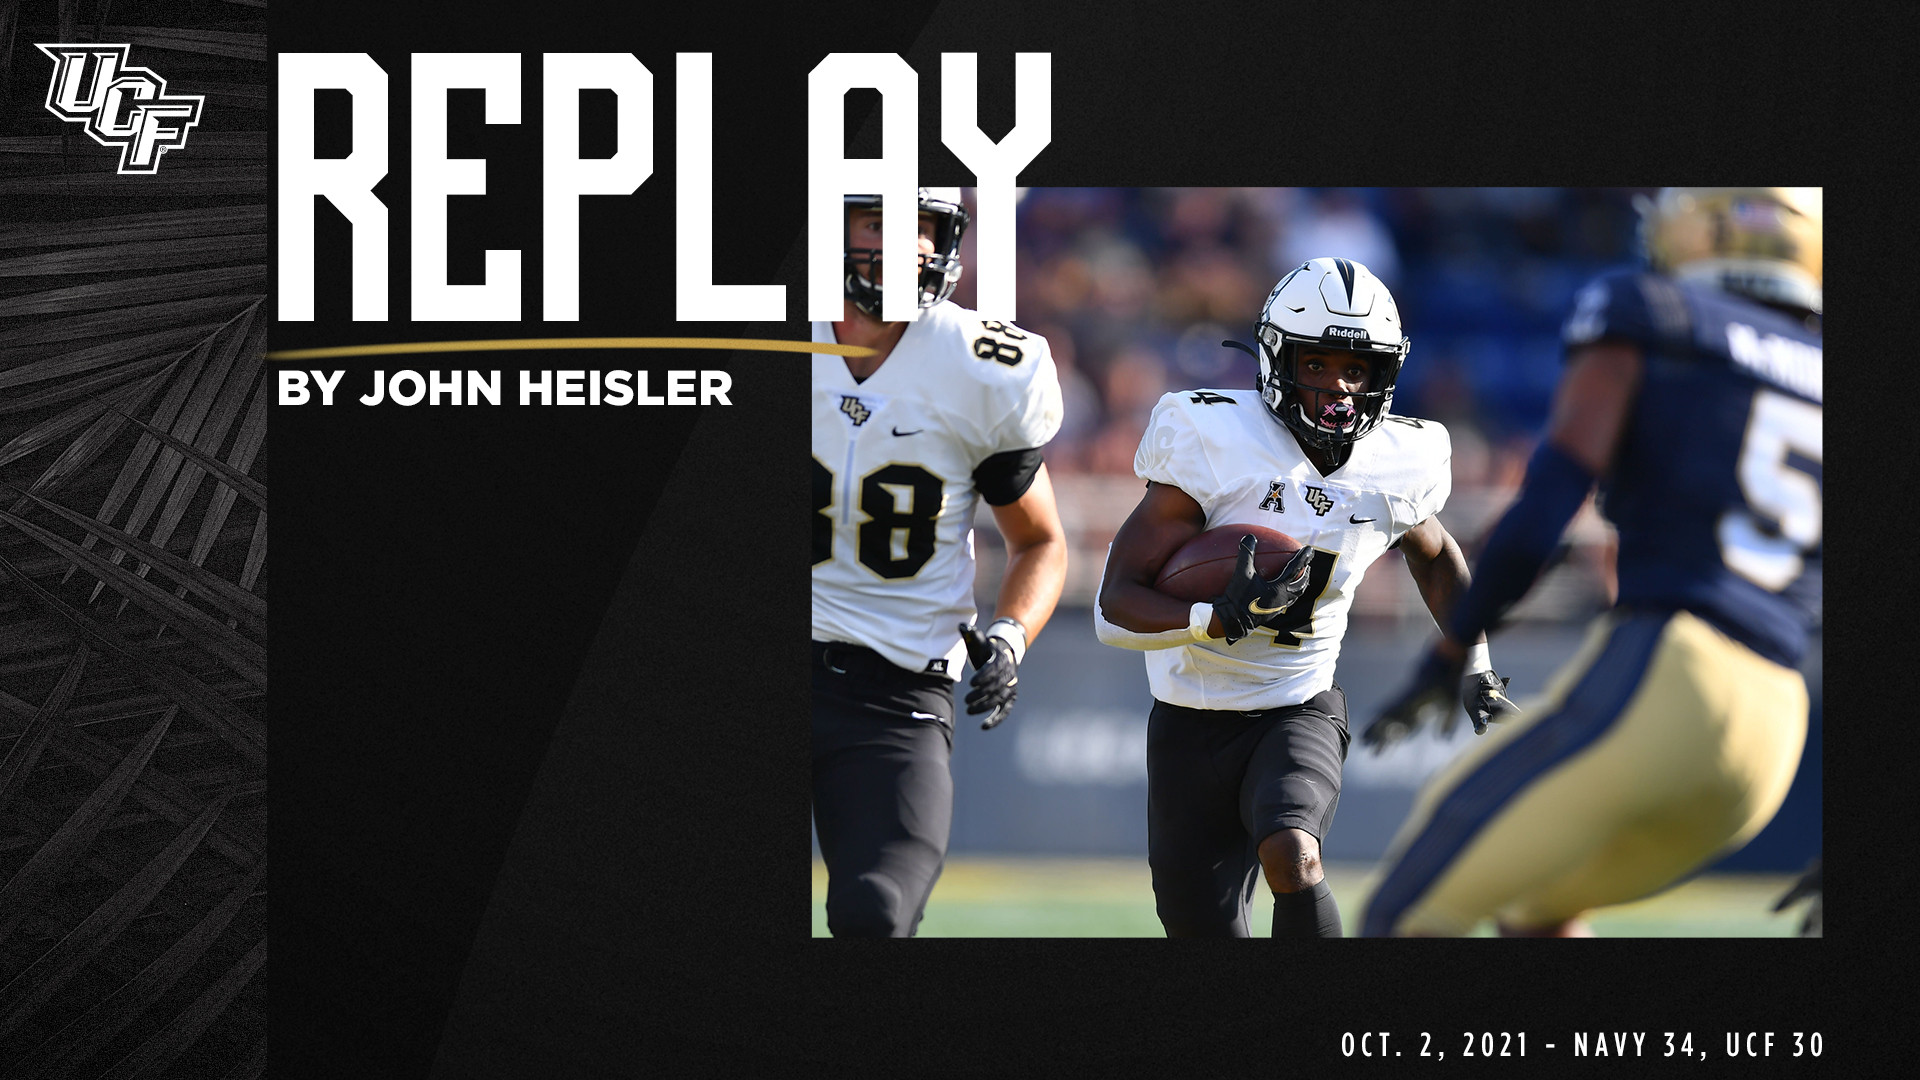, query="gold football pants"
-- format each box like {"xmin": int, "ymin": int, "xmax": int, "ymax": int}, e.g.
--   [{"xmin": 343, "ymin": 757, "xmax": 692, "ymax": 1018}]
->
[{"xmin": 1360, "ymin": 609, "xmax": 1808, "ymax": 936}]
